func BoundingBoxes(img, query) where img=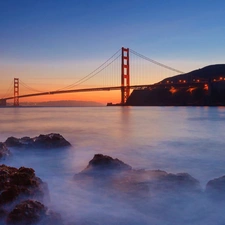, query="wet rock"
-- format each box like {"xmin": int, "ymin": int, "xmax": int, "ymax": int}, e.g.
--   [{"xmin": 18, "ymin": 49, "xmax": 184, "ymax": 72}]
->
[
  {"xmin": 205, "ymin": 175, "xmax": 225, "ymax": 199},
  {"xmin": 4, "ymin": 133, "xmax": 71, "ymax": 149},
  {"xmin": 6, "ymin": 200, "xmax": 46, "ymax": 225},
  {"xmin": 4, "ymin": 137, "xmax": 24, "ymax": 148},
  {"xmin": 6, "ymin": 200, "xmax": 63, "ymax": 225},
  {"xmin": 0, "ymin": 142, "xmax": 11, "ymax": 159},
  {"xmin": 0, "ymin": 165, "xmax": 48, "ymax": 206},
  {"xmin": 0, "ymin": 165, "xmax": 61, "ymax": 225}
]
